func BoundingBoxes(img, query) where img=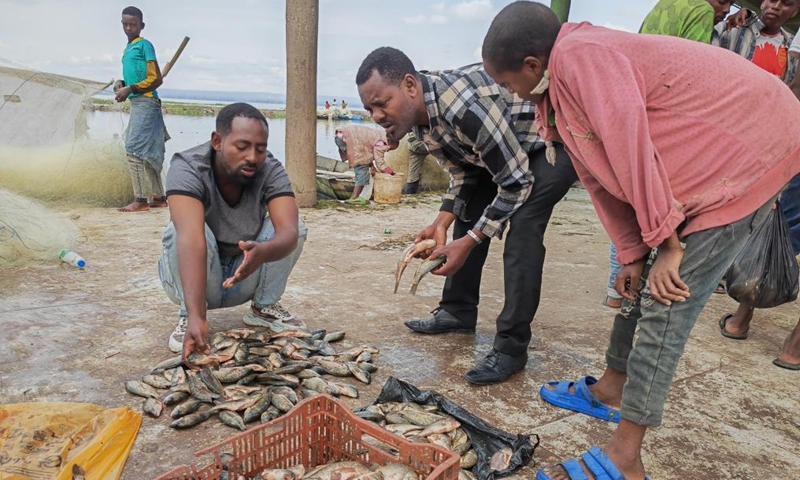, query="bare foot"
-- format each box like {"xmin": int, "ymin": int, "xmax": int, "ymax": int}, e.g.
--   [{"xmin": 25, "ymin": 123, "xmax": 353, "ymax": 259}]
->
[
  {"xmin": 119, "ymin": 201, "xmax": 150, "ymax": 212},
  {"xmin": 776, "ymin": 321, "xmax": 800, "ymax": 367},
  {"xmin": 149, "ymin": 198, "xmax": 168, "ymax": 208}
]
